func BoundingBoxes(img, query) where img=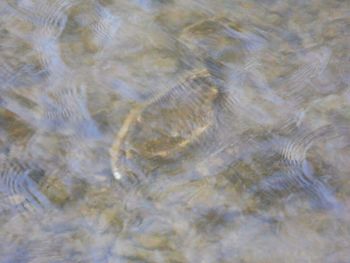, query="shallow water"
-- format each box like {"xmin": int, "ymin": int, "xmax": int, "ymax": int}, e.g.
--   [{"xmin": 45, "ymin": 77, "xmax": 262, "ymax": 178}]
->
[{"xmin": 0, "ymin": 0, "xmax": 350, "ymax": 262}]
